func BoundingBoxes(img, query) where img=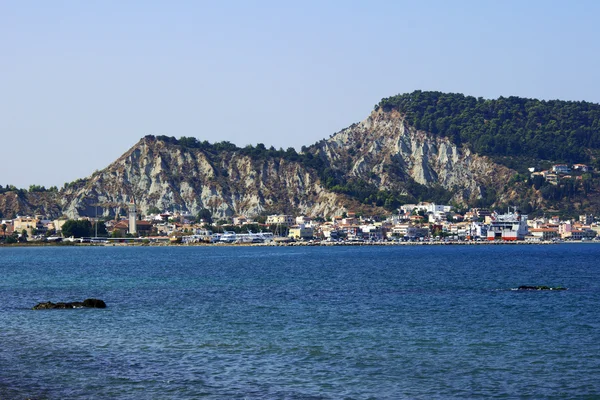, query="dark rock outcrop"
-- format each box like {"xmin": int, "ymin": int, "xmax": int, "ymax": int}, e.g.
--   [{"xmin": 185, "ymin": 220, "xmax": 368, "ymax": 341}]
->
[
  {"xmin": 82, "ymin": 298, "xmax": 106, "ymax": 308},
  {"xmin": 33, "ymin": 298, "xmax": 107, "ymax": 310}
]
